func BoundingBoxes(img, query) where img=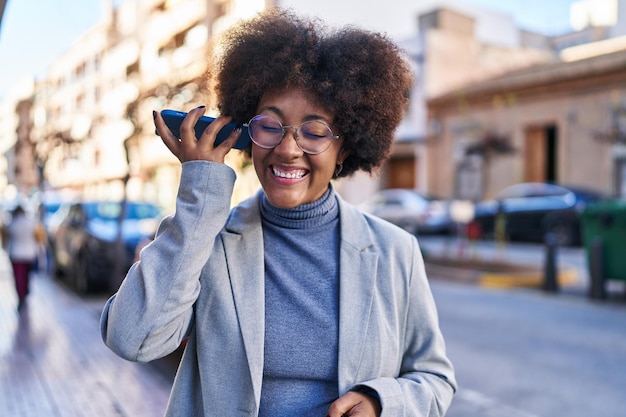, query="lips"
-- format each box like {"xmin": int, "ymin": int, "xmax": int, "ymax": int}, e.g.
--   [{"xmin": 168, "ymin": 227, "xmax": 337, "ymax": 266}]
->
[{"xmin": 271, "ymin": 166, "xmax": 308, "ymax": 179}]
